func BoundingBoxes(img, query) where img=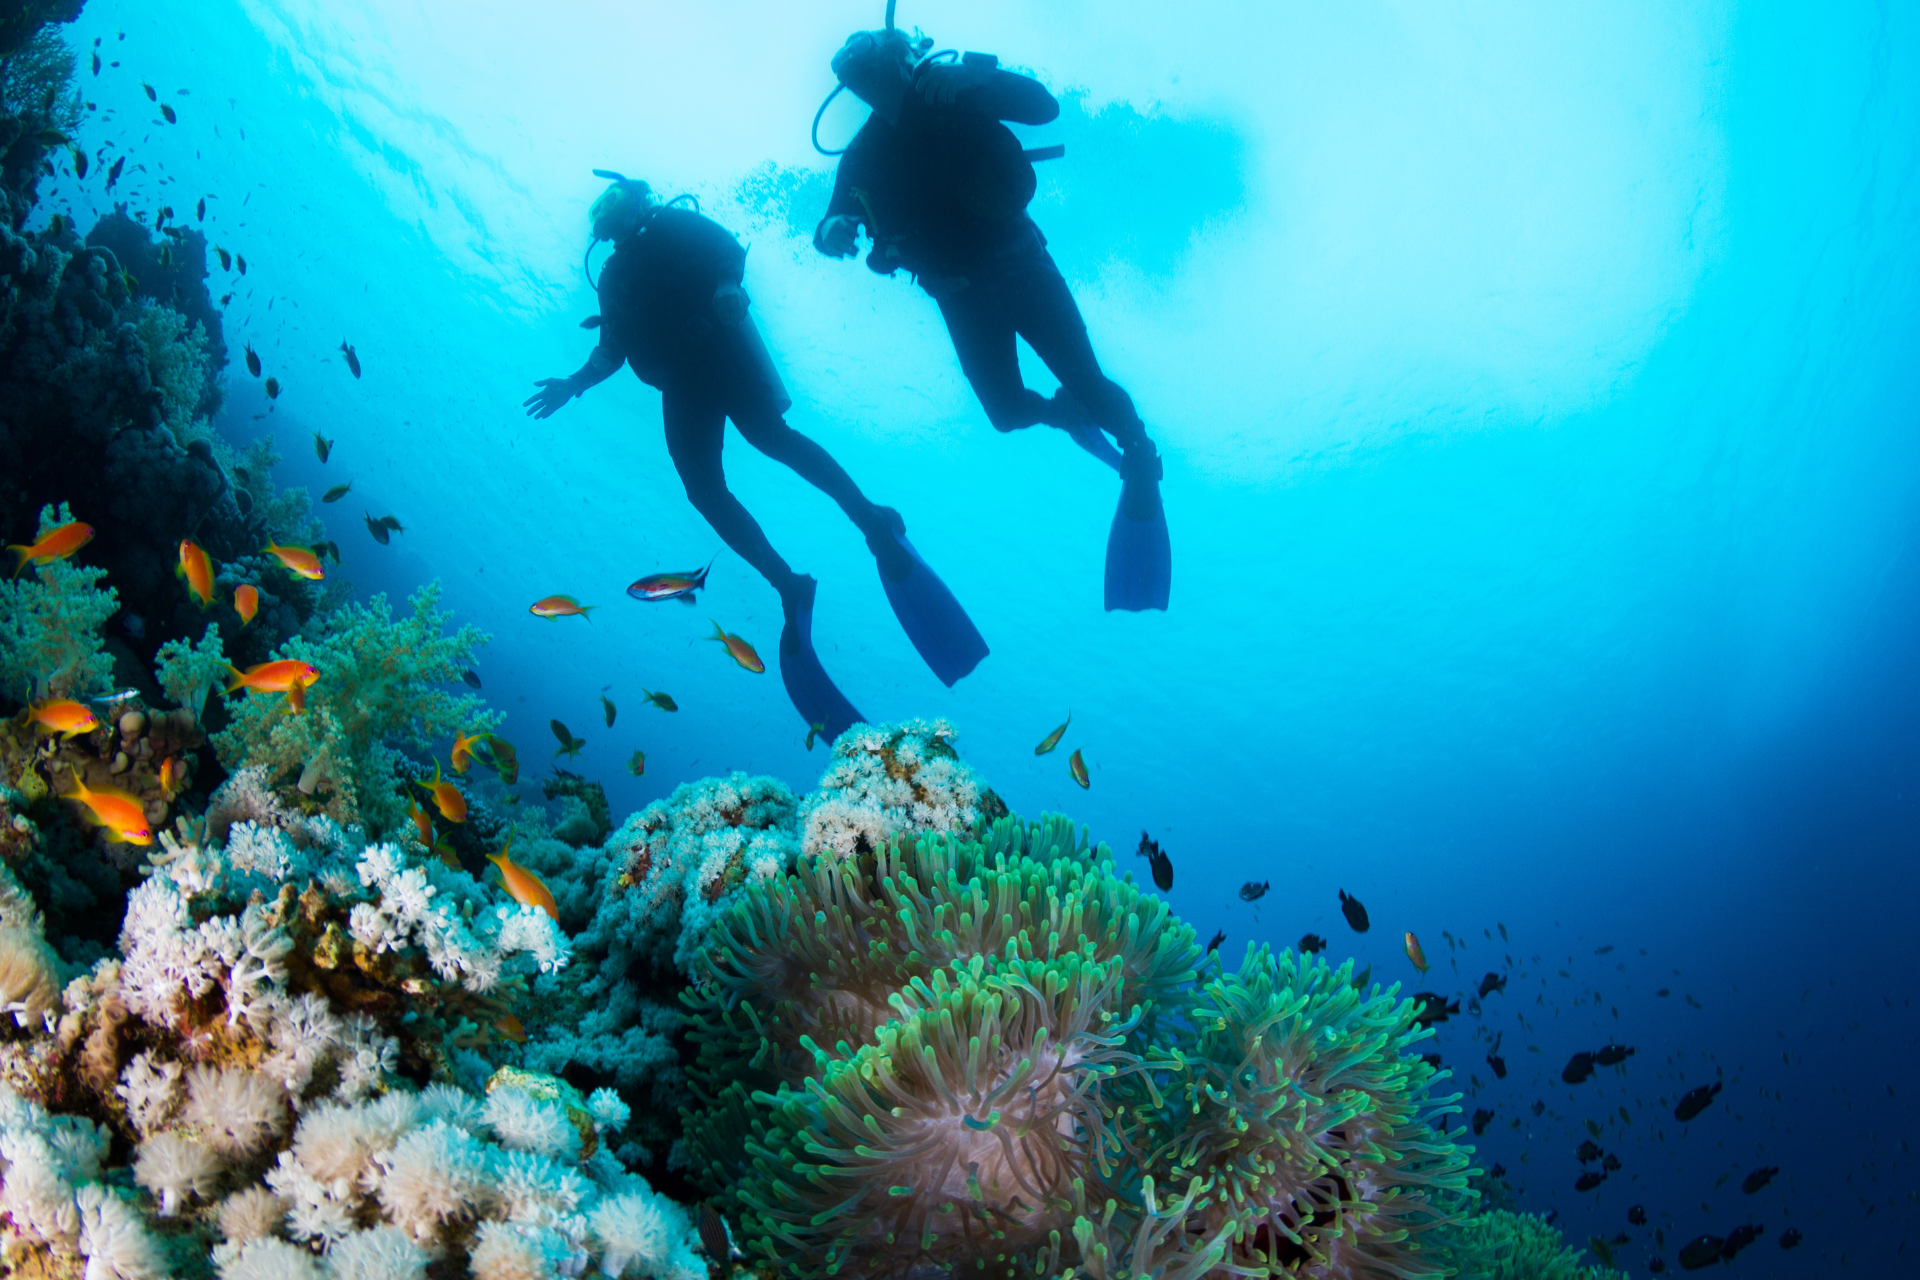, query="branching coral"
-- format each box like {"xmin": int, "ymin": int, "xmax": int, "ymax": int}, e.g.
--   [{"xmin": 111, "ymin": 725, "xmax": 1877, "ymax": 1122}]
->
[
  {"xmin": 0, "ymin": 503, "xmax": 117, "ymax": 702},
  {"xmin": 212, "ymin": 583, "xmax": 498, "ymax": 831},
  {"xmin": 798, "ymin": 718, "xmax": 1002, "ymax": 860}
]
